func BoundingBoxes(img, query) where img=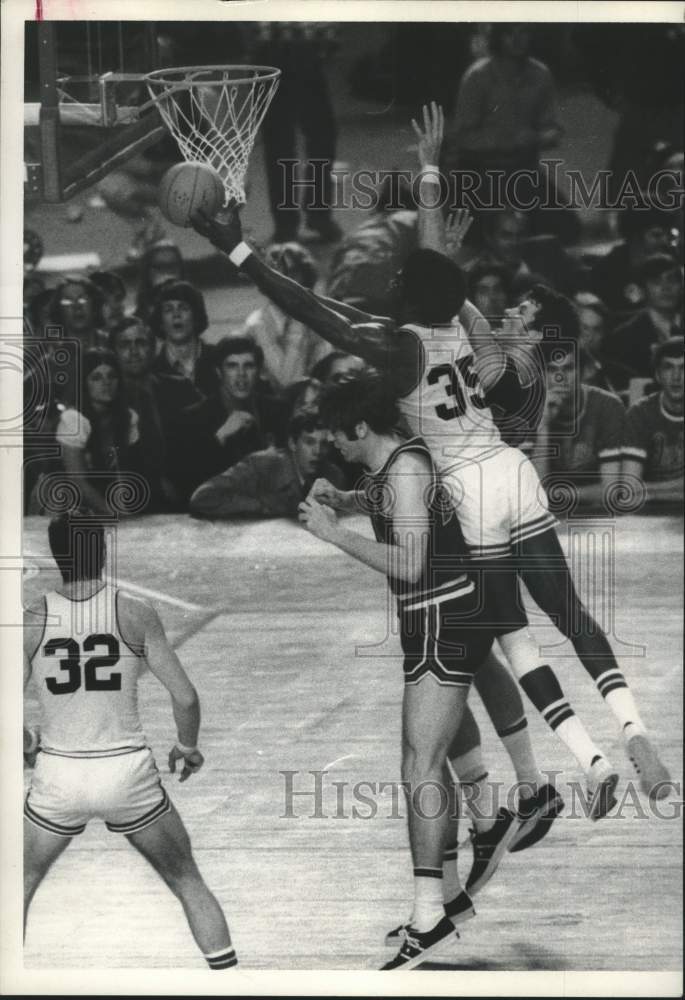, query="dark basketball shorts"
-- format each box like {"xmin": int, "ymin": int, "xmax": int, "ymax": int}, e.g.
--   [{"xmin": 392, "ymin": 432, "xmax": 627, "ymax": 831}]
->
[{"xmin": 397, "ymin": 575, "xmax": 496, "ymax": 687}]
